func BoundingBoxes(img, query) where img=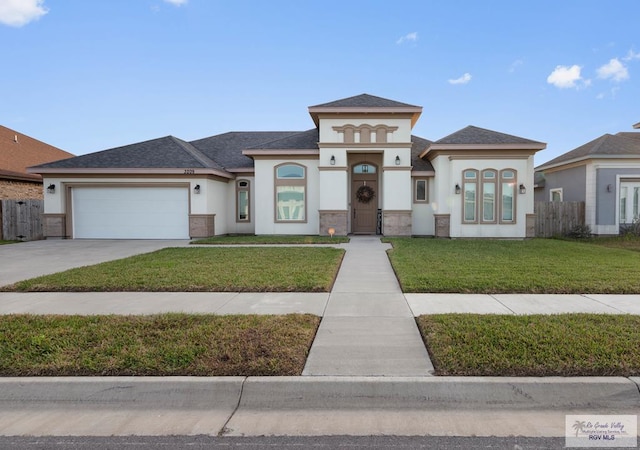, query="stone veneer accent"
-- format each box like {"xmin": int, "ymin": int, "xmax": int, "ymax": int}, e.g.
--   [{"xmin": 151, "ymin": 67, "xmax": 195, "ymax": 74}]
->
[
  {"xmin": 383, "ymin": 210, "xmax": 411, "ymax": 236},
  {"xmin": 319, "ymin": 210, "xmax": 348, "ymax": 236},
  {"xmin": 526, "ymin": 213, "xmax": 536, "ymax": 238},
  {"xmin": 434, "ymin": 214, "xmax": 451, "ymax": 238},
  {"xmin": 189, "ymin": 214, "xmax": 215, "ymax": 238},
  {"xmin": 43, "ymin": 214, "xmax": 66, "ymax": 239}
]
